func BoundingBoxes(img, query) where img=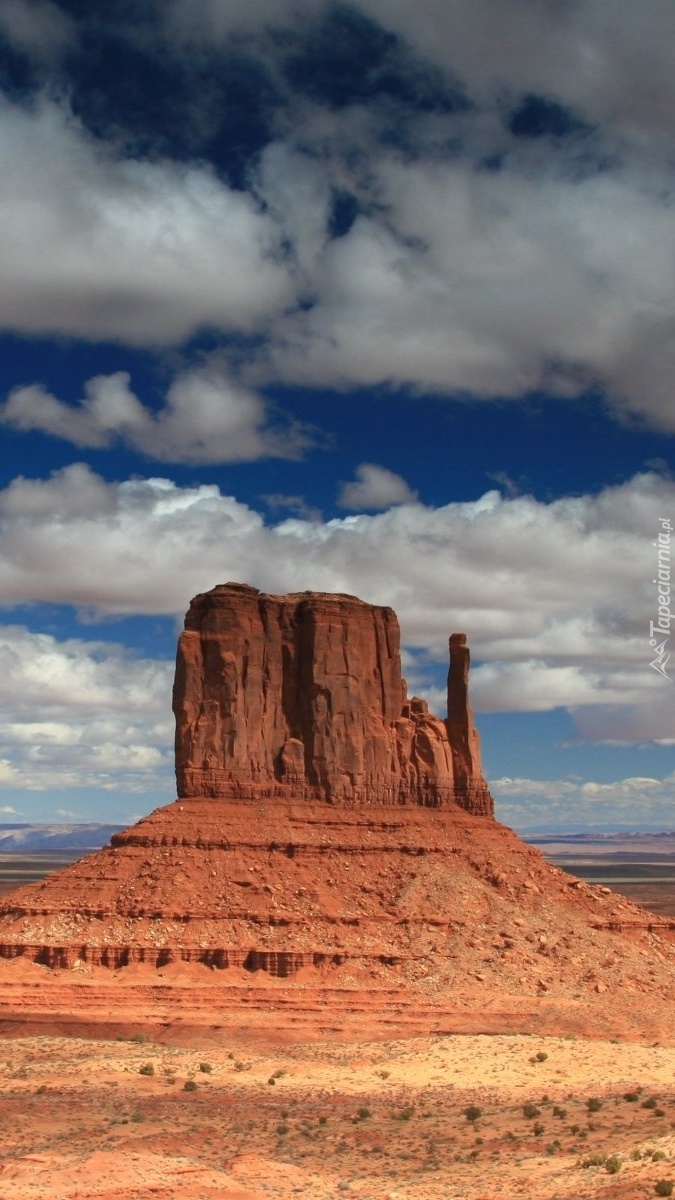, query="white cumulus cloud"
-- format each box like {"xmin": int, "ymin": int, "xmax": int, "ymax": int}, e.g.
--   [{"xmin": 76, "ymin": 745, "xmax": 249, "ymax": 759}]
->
[
  {"xmin": 0, "ymin": 625, "xmax": 174, "ymax": 797},
  {"xmin": 337, "ymin": 463, "xmax": 417, "ymax": 510},
  {"xmin": 1, "ymin": 367, "xmax": 312, "ymax": 464}
]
